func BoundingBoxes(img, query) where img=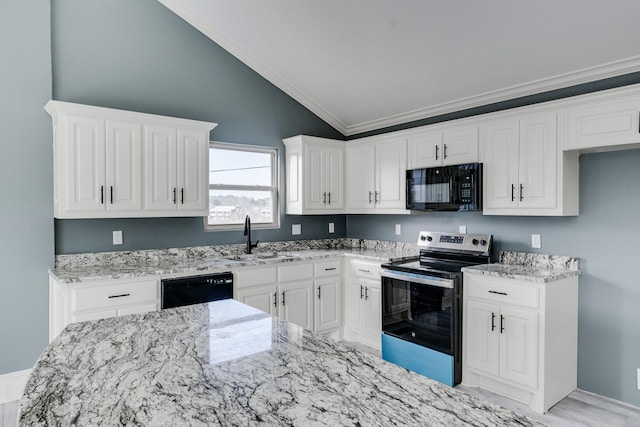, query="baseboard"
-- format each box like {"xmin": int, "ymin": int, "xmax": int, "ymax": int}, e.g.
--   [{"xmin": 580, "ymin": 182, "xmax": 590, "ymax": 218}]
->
[{"xmin": 0, "ymin": 369, "xmax": 31, "ymax": 404}]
